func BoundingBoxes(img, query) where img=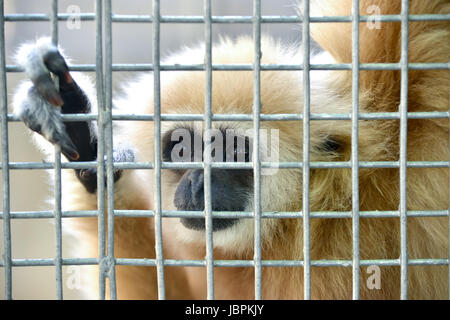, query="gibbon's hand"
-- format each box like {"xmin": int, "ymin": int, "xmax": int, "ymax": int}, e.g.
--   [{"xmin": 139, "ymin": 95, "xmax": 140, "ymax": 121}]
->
[
  {"xmin": 15, "ymin": 39, "xmax": 82, "ymax": 161},
  {"xmin": 14, "ymin": 38, "xmax": 134, "ymax": 193}
]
